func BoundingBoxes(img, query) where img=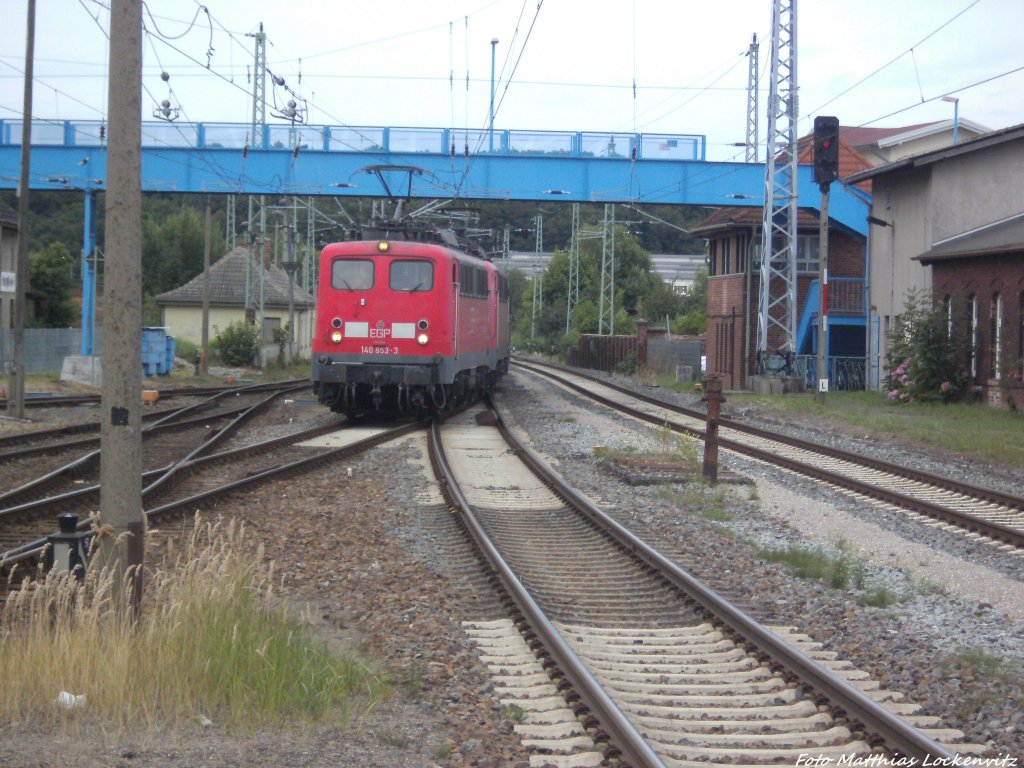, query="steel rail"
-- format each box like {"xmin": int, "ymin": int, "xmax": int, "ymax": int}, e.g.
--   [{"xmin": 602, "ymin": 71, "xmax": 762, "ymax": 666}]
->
[
  {"xmin": 515, "ymin": 358, "xmax": 1024, "ymax": 513},
  {"xmin": 514, "ymin": 359, "xmax": 1024, "ymax": 549},
  {"xmin": 486, "ymin": 400, "xmax": 959, "ymax": 761},
  {"xmin": 0, "ymin": 378, "xmax": 312, "ymax": 411},
  {"xmin": 0, "ymin": 387, "xmax": 302, "ymax": 511},
  {"xmin": 427, "ymin": 417, "xmax": 668, "ymax": 768}
]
